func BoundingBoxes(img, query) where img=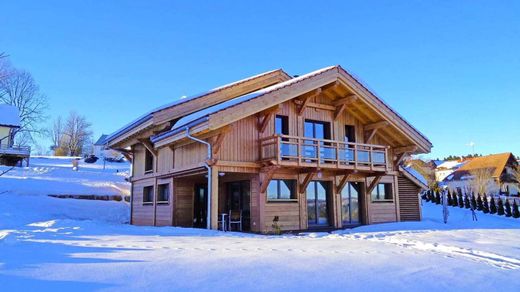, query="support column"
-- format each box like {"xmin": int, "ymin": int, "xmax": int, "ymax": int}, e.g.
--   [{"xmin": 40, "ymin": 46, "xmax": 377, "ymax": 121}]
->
[{"xmin": 210, "ymin": 166, "xmax": 219, "ymax": 230}]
